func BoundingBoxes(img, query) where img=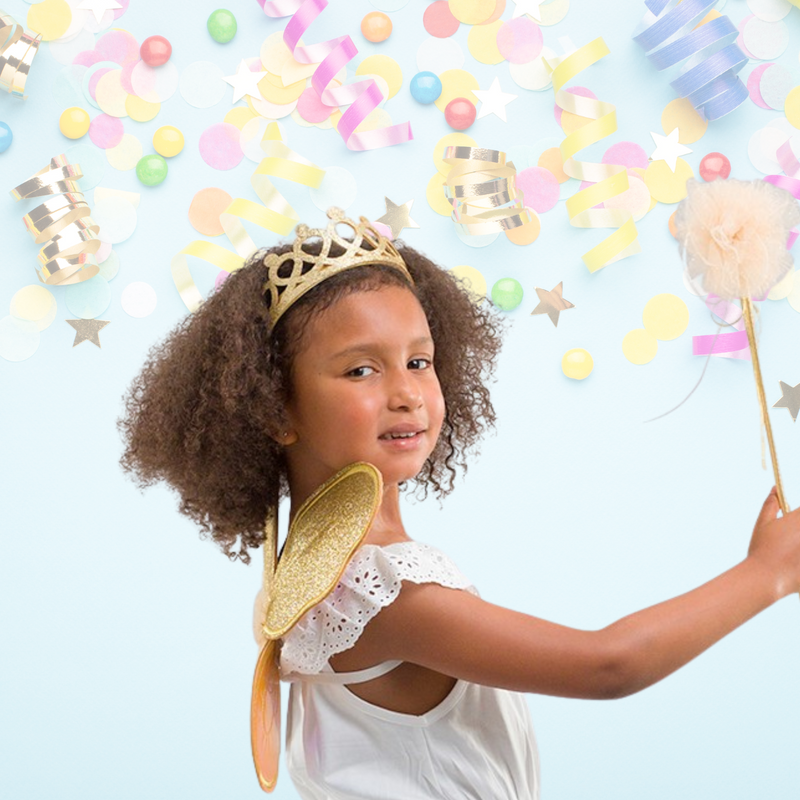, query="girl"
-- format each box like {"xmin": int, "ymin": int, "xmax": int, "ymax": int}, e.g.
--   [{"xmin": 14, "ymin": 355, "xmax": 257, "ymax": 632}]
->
[{"xmin": 118, "ymin": 209, "xmax": 800, "ymax": 800}]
